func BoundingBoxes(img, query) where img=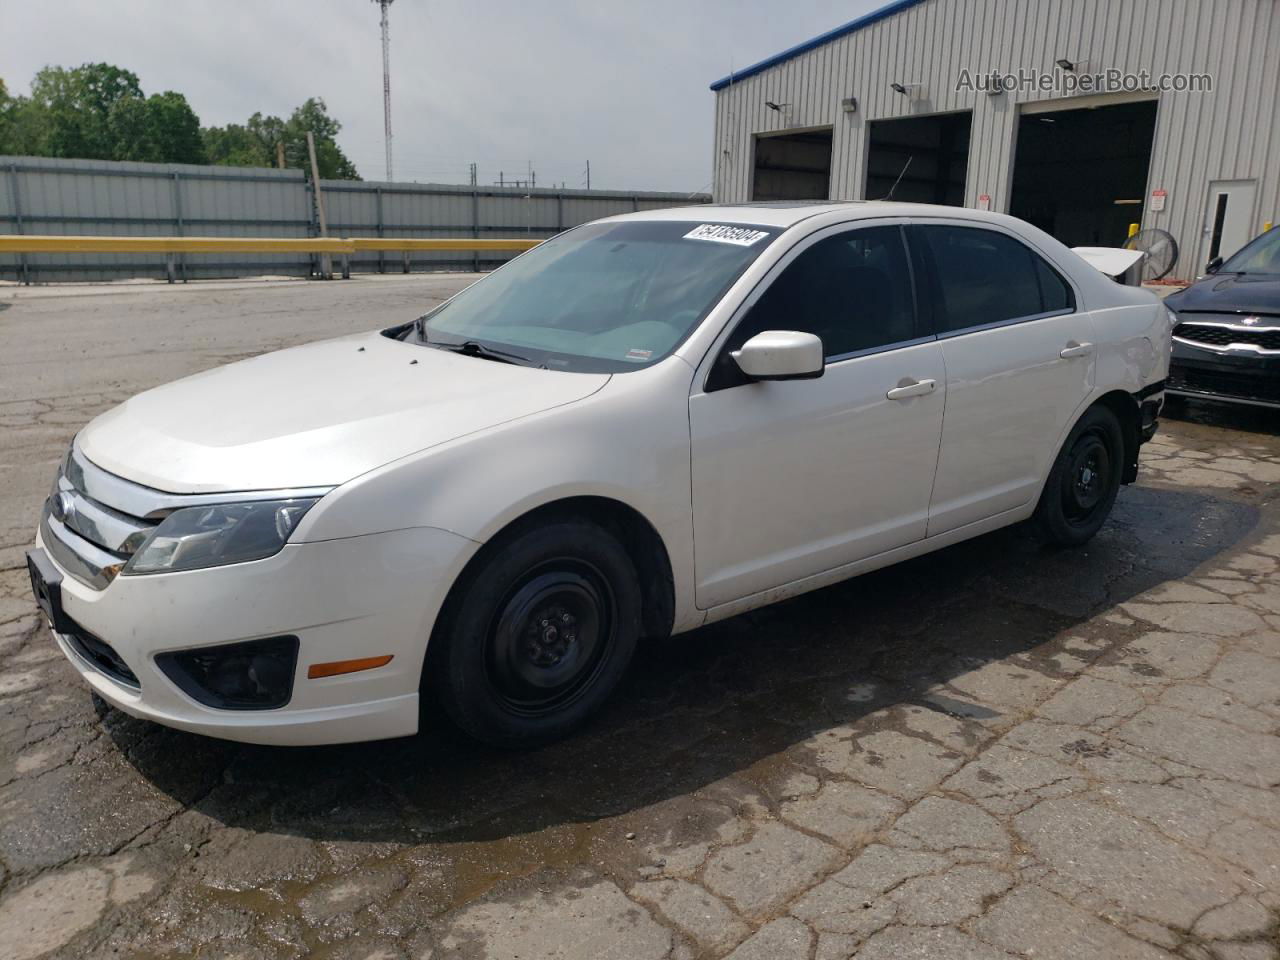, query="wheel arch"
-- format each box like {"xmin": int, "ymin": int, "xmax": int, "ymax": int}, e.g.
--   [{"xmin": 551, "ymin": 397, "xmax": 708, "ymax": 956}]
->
[
  {"xmin": 431, "ymin": 495, "xmax": 677, "ymax": 650},
  {"xmin": 1091, "ymin": 389, "xmax": 1143, "ymax": 484},
  {"xmin": 1034, "ymin": 387, "xmax": 1144, "ymax": 516}
]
